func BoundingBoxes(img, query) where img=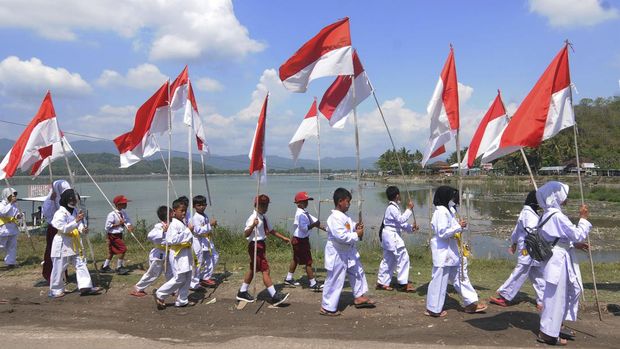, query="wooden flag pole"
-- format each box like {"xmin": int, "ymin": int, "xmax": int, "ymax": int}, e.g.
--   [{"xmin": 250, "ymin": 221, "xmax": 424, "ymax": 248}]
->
[
  {"xmin": 252, "ymin": 172, "xmax": 261, "ymax": 296},
  {"xmin": 153, "ymin": 137, "xmax": 178, "ymax": 198},
  {"xmin": 188, "ymin": 95, "xmax": 194, "ymax": 220},
  {"xmin": 314, "ymin": 96, "xmax": 322, "ymax": 272},
  {"xmin": 164, "ymin": 80, "xmax": 172, "ymax": 274},
  {"xmin": 351, "ymin": 73, "xmax": 363, "ymax": 228},
  {"xmin": 519, "ymin": 148, "xmax": 538, "ymax": 191},
  {"xmin": 456, "ymin": 128, "xmax": 465, "ymax": 282},
  {"xmin": 200, "ymin": 153, "xmax": 212, "ymax": 206}
]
